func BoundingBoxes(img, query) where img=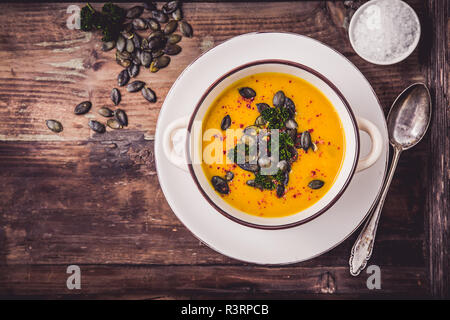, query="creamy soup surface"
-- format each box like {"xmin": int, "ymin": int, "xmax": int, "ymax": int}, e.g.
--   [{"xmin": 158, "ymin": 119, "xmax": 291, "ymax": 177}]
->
[{"xmin": 201, "ymin": 72, "xmax": 345, "ymax": 218}]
